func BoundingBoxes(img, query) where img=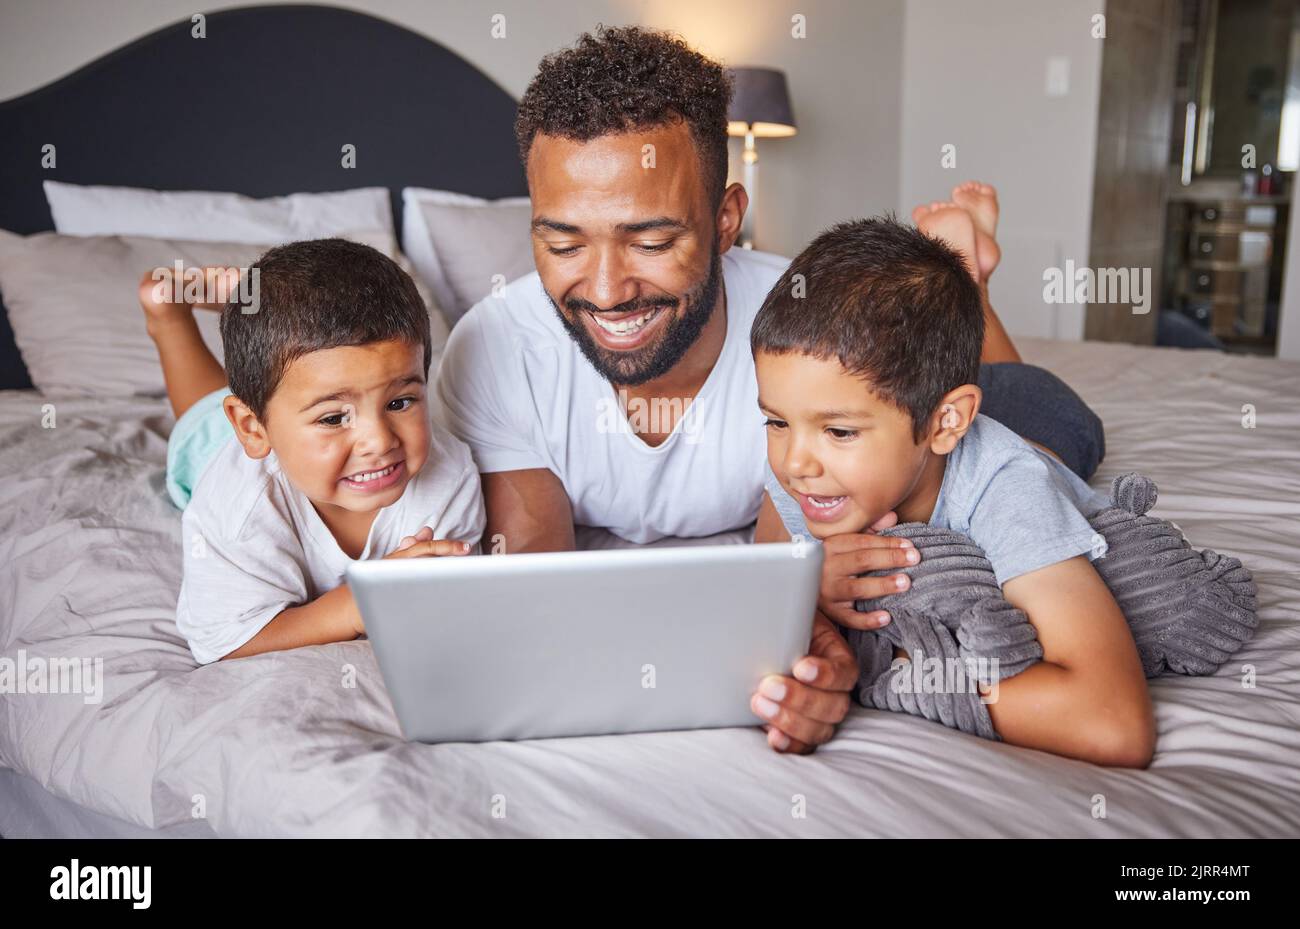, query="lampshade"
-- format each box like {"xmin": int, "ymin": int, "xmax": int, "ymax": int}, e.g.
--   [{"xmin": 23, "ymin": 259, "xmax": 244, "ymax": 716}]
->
[{"xmin": 726, "ymin": 67, "xmax": 797, "ymax": 138}]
